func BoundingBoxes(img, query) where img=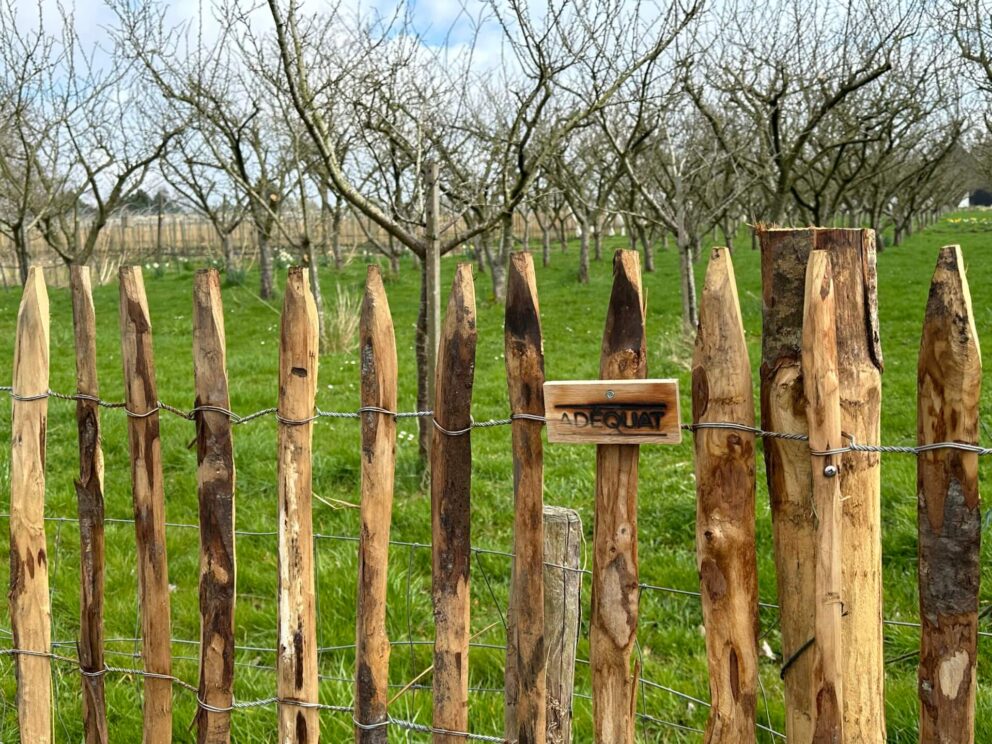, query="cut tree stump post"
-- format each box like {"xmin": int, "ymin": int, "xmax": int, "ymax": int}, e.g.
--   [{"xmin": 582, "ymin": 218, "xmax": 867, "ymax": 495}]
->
[
  {"xmin": 431, "ymin": 264, "xmax": 477, "ymax": 744},
  {"xmin": 504, "ymin": 252, "xmax": 547, "ymax": 744},
  {"xmin": 591, "ymin": 250, "xmax": 645, "ymax": 744},
  {"xmin": 193, "ymin": 269, "xmax": 236, "ymax": 744},
  {"xmin": 759, "ymin": 228, "xmax": 884, "ymax": 742},
  {"xmin": 355, "ymin": 266, "xmax": 398, "ymax": 743},
  {"xmin": 70, "ymin": 265, "xmax": 108, "ymax": 744},
  {"xmin": 543, "ymin": 506, "xmax": 581, "ymax": 744},
  {"xmin": 119, "ymin": 266, "xmax": 173, "ymax": 744},
  {"xmin": 10, "ymin": 267, "xmax": 52, "ymax": 744},
  {"xmin": 802, "ymin": 251, "xmax": 845, "ymax": 743},
  {"xmin": 691, "ymin": 248, "xmax": 758, "ymax": 743},
  {"xmin": 277, "ymin": 267, "xmax": 320, "ymax": 743},
  {"xmin": 918, "ymin": 245, "xmax": 981, "ymax": 743}
]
